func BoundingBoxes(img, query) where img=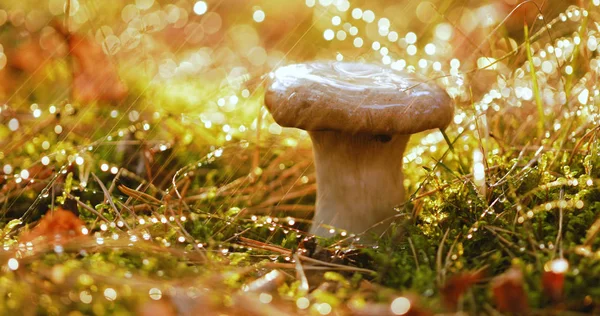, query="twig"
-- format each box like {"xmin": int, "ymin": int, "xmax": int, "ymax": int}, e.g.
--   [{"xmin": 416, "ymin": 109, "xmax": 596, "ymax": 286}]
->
[
  {"xmin": 436, "ymin": 228, "xmax": 450, "ymax": 286},
  {"xmin": 107, "ymin": 168, "xmax": 123, "ymax": 196},
  {"xmin": 244, "ymin": 204, "xmax": 314, "ymax": 214},
  {"xmin": 91, "ymin": 173, "xmax": 131, "ymax": 230},
  {"xmin": 484, "ymin": 226, "xmax": 521, "ymax": 257},
  {"xmin": 67, "ymin": 193, "xmax": 111, "ymax": 223},
  {"xmin": 239, "ymin": 237, "xmax": 376, "ymax": 275},
  {"xmin": 256, "ymin": 185, "xmax": 317, "ymax": 208},
  {"xmin": 297, "ymin": 255, "xmax": 376, "ymax": 275},
  {"xmin": 118, "ymin": 184, "xmax": 162, "ymax": 205},
  {"xmin": 408, "ymin": 237, "xmax": 420, "ymax": 270},
  {"xmin": 555, "ymin": 189, "xmax": 564, "ymax": 257},
  {"xmin": 568, "ymin": 125, "xmax": 600, "ymax": 165},
  {"xmin": 442, "ymin": 236, "xmax": 459, "ymax": 283}
]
